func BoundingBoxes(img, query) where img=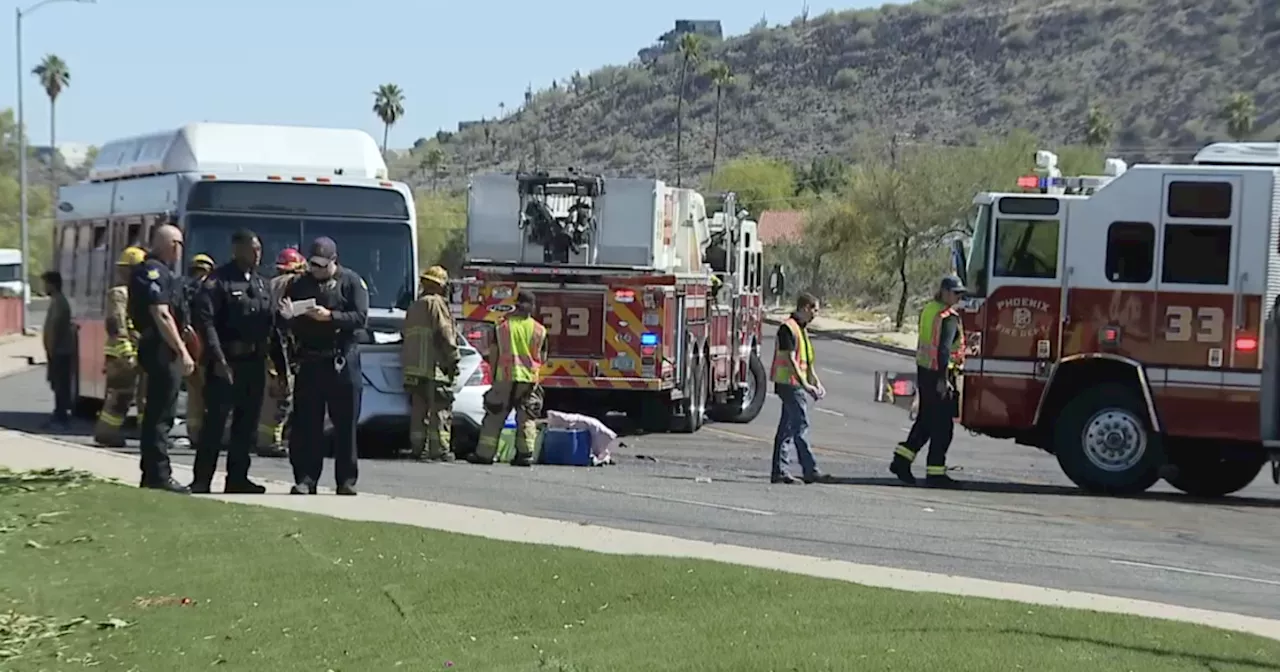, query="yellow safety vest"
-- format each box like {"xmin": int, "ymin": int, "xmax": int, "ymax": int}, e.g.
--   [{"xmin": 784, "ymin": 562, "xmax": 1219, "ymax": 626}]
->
[
  {"xmin": 770, "ymin": 317, "xmax": 814, "ymax": 386},
  {"xmin": 495, "ymin": 316, "xmax": 547, "ymax": 383},
  {"xmin": 916, "ymin": 300, "xmax": 965, "ymax": 371}
]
